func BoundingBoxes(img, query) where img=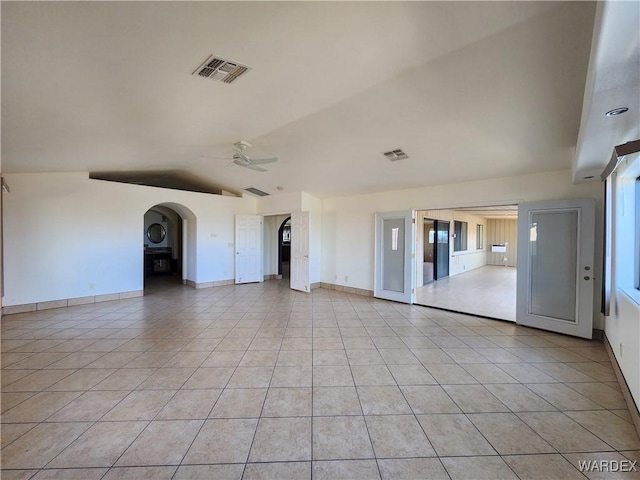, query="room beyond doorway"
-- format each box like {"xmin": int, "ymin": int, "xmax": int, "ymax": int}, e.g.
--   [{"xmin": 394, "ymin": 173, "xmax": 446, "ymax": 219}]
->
[
  {"xmin": 143, "ymin": 204, "xmax": 185, "ymax": 290},
  {"xmin": 278, "ymin": 217, "xmax": 291, "ymax": 279},
  {"xmin": 414, "ymin": 205, "xmax": 518, "ymax": 322},
  {"xmin": 415, "ymin": 265, "xmax": 517, "ymax": 321}
]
